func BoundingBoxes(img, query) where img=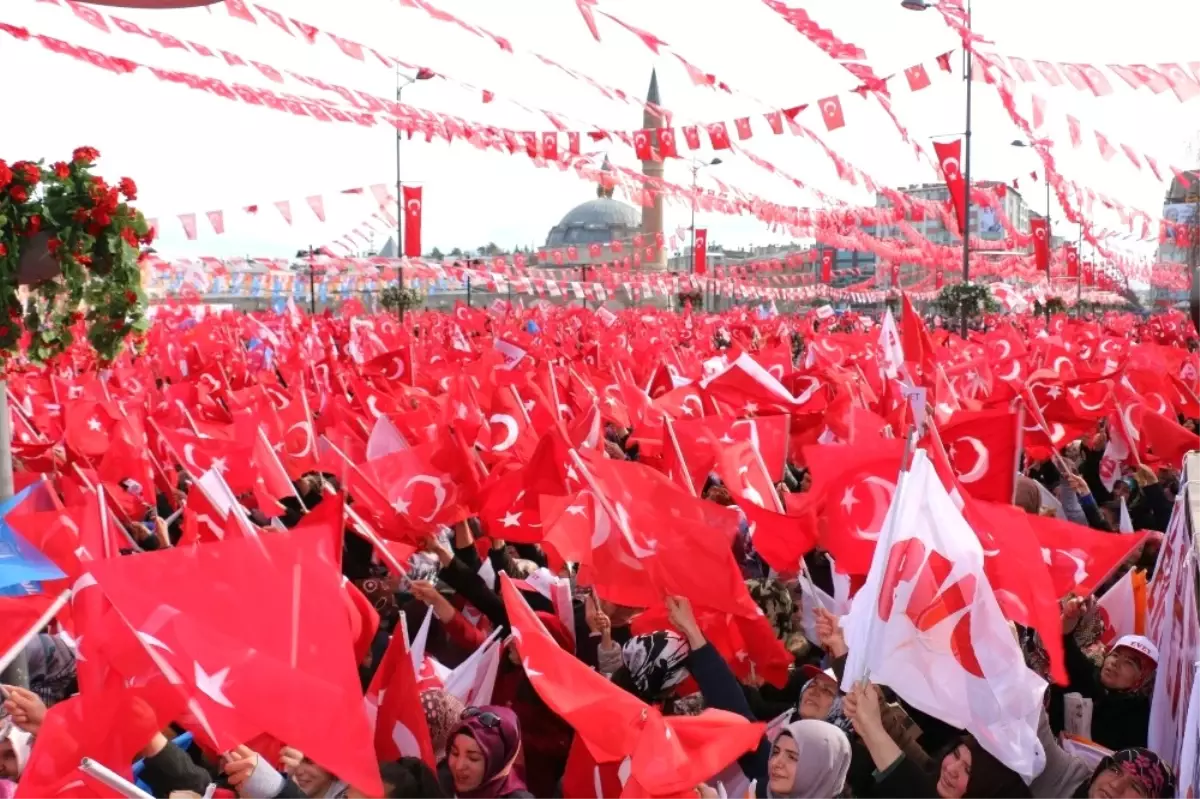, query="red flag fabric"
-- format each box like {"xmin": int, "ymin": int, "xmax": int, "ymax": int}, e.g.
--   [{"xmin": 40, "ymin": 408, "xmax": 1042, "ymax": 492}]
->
[
  {"xmin": 936, "ymin": 409, "xmax": 1020, "ymax": 505},
  {"xmin": 933, "ymin": 139, "xmax": 967, "ymax": 235},
  {"xmin": 904, "ymin": 63, "xmax": 932, "ymax": 91},
  {"xmin": 1065, "ymin": 244, "xmax": 1079, "ymax": 278},
  {"xmin": 367, "ymin": 618, "xmax": 436, "ymax": 768},
  {"xmin": 818, "ymin": 96, "xmax": 845, "ymax": 130},
  {"xmin": 820, "ymin": 249, "xmax": 833, "ymax": 283},
  {"xmin": 693, "ymin": 228, "xmax": 708, "ymax": 275},
  {"xmin": 1031, "ymin": 217, "xmax": 1050, "ymax": 272},
  {"xmin": 402, "ymin": 186, "xmax": 423, "ymax": 257}
]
